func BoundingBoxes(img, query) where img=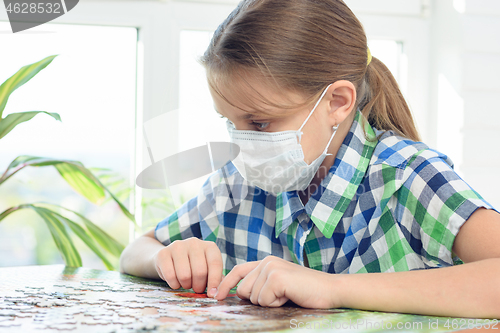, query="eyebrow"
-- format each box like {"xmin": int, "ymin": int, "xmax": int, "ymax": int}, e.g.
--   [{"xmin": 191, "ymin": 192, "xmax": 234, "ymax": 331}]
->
[
  {"xmin": 238, "ymin": 113, "xmax": 254, "ymax": 120},
  {"xmin": 215, "ymin": 108, "xmax": 255, "ymax": 120}
]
